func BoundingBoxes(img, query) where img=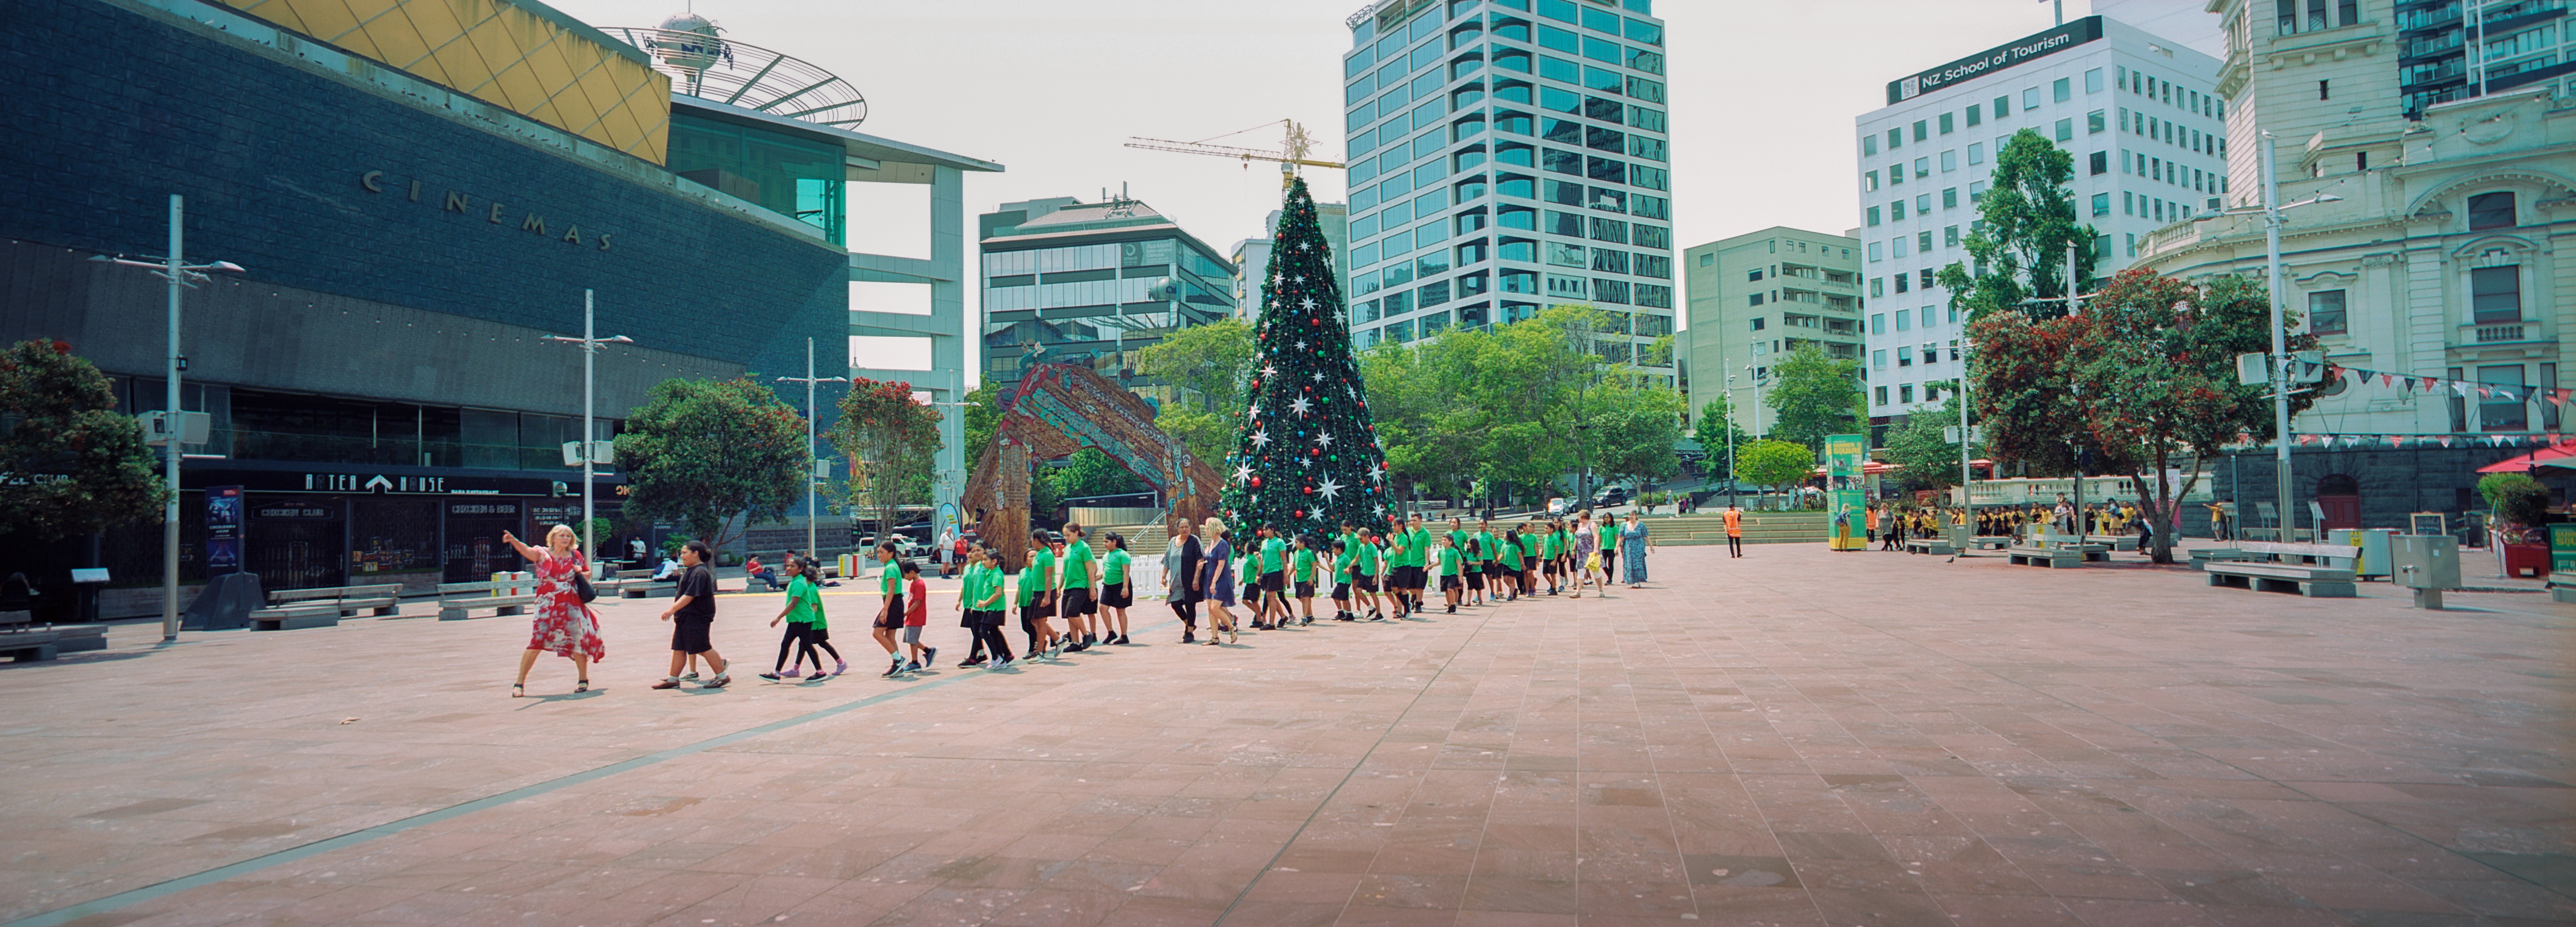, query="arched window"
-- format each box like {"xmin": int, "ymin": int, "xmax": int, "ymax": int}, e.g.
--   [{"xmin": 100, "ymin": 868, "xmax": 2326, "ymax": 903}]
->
[{"xmin": 2468, "ymin": 191, "xmax": 2515, "ymax": 230}]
